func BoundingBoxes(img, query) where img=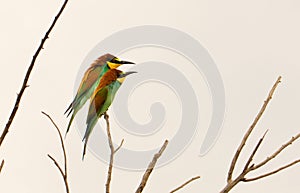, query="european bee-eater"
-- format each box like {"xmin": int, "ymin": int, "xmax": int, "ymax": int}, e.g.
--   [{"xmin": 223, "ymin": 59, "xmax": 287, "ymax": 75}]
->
[
  {"xmin": 65, "ymin": 53, "xmax": 134, "ymax": 136},
  {"xmin": 82, "ymin": 69, "xmax": 137, "ymax": 159}
]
